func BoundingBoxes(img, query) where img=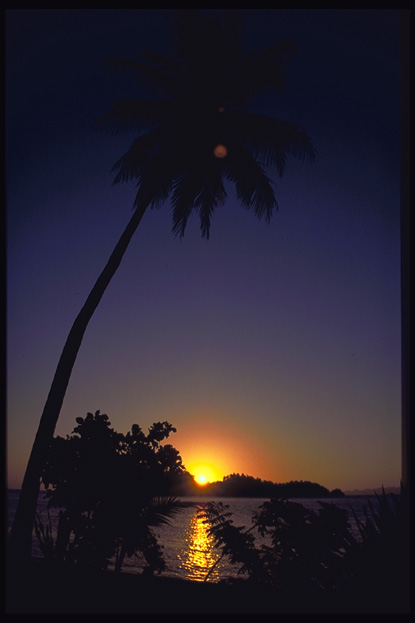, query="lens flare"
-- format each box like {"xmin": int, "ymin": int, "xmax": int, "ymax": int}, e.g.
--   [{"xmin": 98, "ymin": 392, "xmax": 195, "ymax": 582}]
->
[{"xmin": 213, "ymin": 144, "xmax": 227, "ymax": 158}]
